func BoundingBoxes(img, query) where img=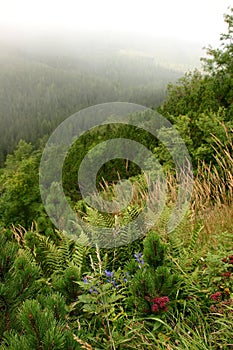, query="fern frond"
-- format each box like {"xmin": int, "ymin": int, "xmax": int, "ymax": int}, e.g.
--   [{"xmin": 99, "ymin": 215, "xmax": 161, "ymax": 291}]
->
[
  {"xmin": 187, "ymin": 224, "xmax": 204, "ymax": 254},
  {"xmin": 36, "ymin": 235, "xmax": 63, "ymax": 275}
]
